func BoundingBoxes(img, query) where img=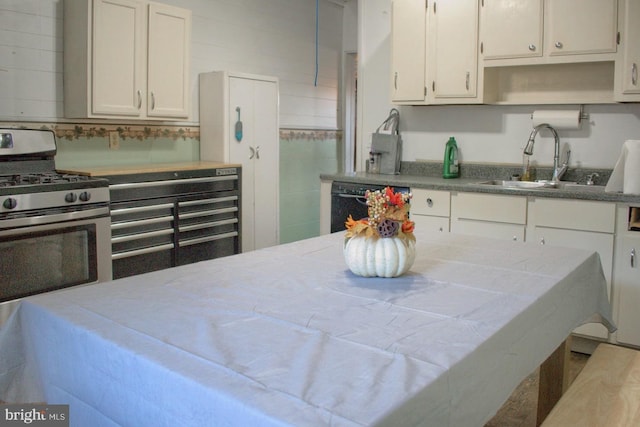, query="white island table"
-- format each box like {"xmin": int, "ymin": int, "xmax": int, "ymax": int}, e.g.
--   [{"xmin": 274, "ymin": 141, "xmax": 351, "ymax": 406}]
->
[{"xmin": 0, "ymin": 230, "xmax": 615, "ymax": 427}]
